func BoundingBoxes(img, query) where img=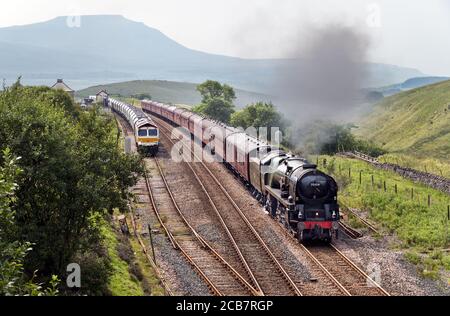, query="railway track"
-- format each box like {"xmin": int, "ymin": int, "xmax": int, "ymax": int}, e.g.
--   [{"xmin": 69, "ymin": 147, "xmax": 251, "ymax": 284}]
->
[
  {"xmin": 154, "ymin": 120, "xmax": 302, "ymax": 296},
  {"xmin": 143, "ymin": 157, "xmax": 257, "ymax": 296},
  {"xmin": 343, "ymin": 207, "xmax": 381, "ymax": 235},
  {"xmin": 339, "ymin": 221, "xmax": 363, "ymax": 239},
  {"xmin": 148, "ymin": 114, "xmax": 390, "ymax": 296},
  {"xmin": 301, "ymin": 244, "xmax": 390, "ymax": 296},
  {"xmin": 116, "ymin": 113, "xmax": 257, "ymax": 296},
  {"xmin": 114, "ymin": 114, "xmax": 175, "ymax": 296},
  {"xmin": 267, "ymin": 218, "xmax": 389, "ymax": 296}
]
